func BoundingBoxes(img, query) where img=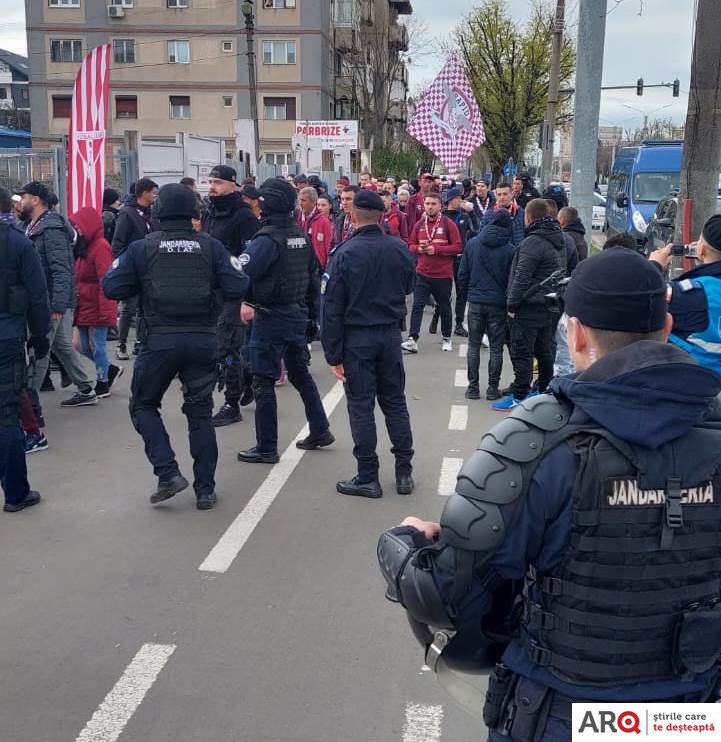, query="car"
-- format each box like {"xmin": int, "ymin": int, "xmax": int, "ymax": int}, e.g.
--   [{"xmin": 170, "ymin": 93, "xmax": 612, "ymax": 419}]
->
[
  {"xmin": 643, "ymin": 191, "xmax": 721, "ymax": 254},
  {"xmin": 592, "ymin": 191, "xmax": 606, "ymax": 230}
]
